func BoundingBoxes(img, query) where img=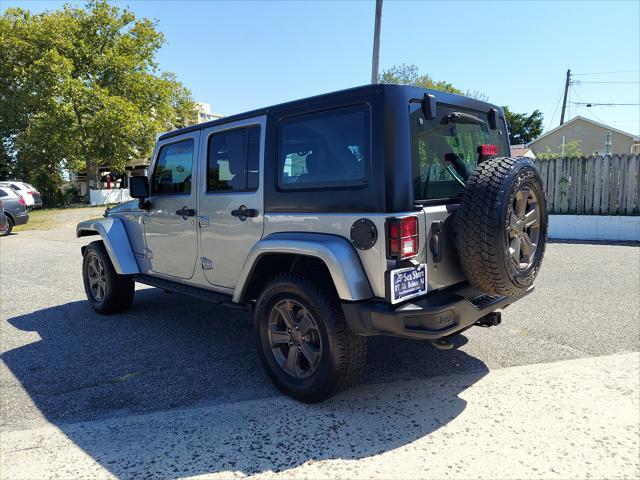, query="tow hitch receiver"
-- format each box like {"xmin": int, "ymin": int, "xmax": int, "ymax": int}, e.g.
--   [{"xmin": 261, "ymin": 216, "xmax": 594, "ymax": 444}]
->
[{"xmin": 475, "ymin": 311, "xmax": 502, "ymax": 327}]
